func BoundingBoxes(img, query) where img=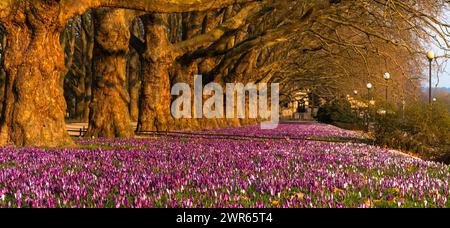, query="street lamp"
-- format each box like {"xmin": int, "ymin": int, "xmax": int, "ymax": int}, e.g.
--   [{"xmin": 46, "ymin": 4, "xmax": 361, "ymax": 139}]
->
[
  {"xmin": 427, "ymin": 51, "xmax": 435, "ymax": 104},
  {"xmin": 351, "ymin": 90, "xmax": 359, "ymax": 118},
  {"xmin": 366, "ymin": 83, "xmax": 373, "ymax": 96},
  {"xmin": 367, "ymin": 83, "xmax": 373, "ymax": 104},
  {"xmin": 383, "ymin": 72, "xmax": 390, "ymax": 102},
  {"xmin": 401, "ymin": 99, "xmax": 406, "ymax": 120},
  {"xmin": 366, "ymin": 83, "xmax": 373, "ymax": 132}
]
